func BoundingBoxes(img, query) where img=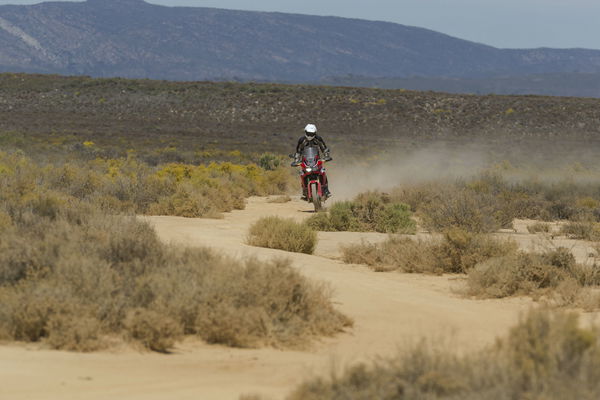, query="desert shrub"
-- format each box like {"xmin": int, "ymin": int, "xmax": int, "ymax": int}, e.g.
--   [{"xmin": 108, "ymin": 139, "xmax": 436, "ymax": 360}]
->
[
  {"xmin": 307, "ymin": 201, "xmax": 357, "ymax": 231},
  {"xmin": 560, "ymin": 220, "xmax": 600, "ymax": 240},
  {"xmin": 307, "ymin": 192, "xmax": 416, "ymax": 234},
  {"xmin": 527, "ymin": 222, "xmax": 551, "ymax": 234},
  {"xmin": 124, "ymin": 308, "xmax": 183, "ymax": 352},
  {"xmin": 289, "ymin": 311, "xmax": 600, "ymax": 400},
  {"xmin": 342, "ymin": 229, "xmax": 517, "ymax": 274},
  {"xmin": 342, "ymin": 237, "xmax": 438, "ymax": 273},
  {"xmin": 0, "ymin": 212, "xmax": 347, "ymax": 350},
  {"xmin": 421, "ymin": 188, "xmax": 509, "ymax": 233},
  {"xmin": 258, "ymin": 152, "xmax": 283, "ymax": 171},
  {"xmin": 46, "ymin": 313, "xmax": 104, "ymax": 352},
  {"xmin": 466, "ymin": 247, "xmax": 595, "ymax": 301},
  {"xmin": 433, "ymin": 228, "xmax": 519, "ymax": 273},
  {"xmin": 391, "ymin": 172, "xmax": 600, "ymax": 234},
  {"xmin": 141, "ymin": 254, "xmax": 351, "ymax": 348},
  {"xmin": 467, "ymin": 253, "xmax": 567, "ymax": 298},
  {"xmin": 0, "ymin": 177, "xmax": 348, "ymax": 351},
  {"xmin": 247, "ymin": 216, "xmax": 317, "ymax": 254}
]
